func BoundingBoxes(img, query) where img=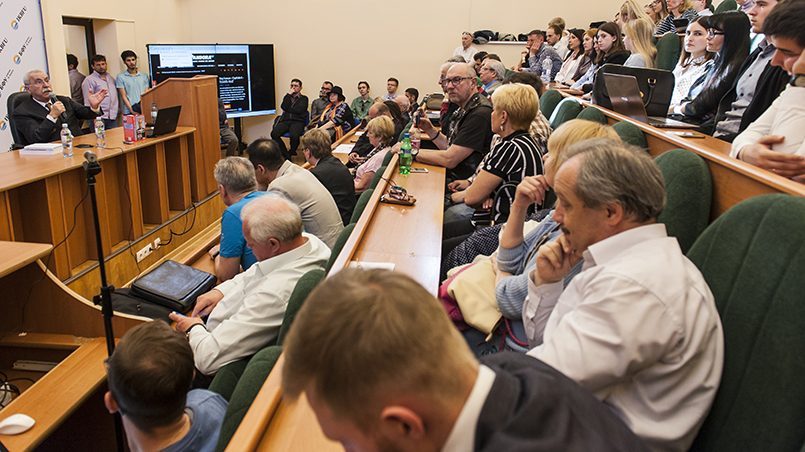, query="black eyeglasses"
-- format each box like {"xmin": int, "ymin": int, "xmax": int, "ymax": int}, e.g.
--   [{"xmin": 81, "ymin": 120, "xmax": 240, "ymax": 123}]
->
[
  {"xmin": 443, "ymin": 76, "xmax": 473, "ymax": 86},
  {"xmin": 707, "ymin": 29, "xmax": 724, "ymax": 38}
]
